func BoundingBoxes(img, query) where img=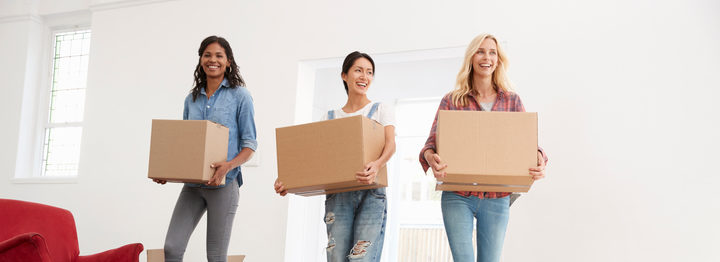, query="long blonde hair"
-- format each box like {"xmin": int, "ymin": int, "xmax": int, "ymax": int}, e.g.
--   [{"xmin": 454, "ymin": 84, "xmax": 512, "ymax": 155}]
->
[{"xmin": 451, "ymin": 33, "xmax": 512, "ymax": 107}]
